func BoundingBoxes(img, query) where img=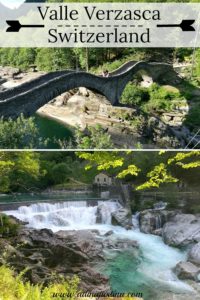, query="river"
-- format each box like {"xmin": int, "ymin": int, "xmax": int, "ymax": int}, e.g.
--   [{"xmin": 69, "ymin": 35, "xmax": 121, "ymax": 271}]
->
[
  {"xmin": 34, "ymin": 114, "xmax": 156, "ymax": 149},
  {"xmin": 4, "ymin": 200, "xmax": 194, "ymax": 300},
  {"xmin": 34, "ymin": 114, "xmax": 73, "ymax": 149}
]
